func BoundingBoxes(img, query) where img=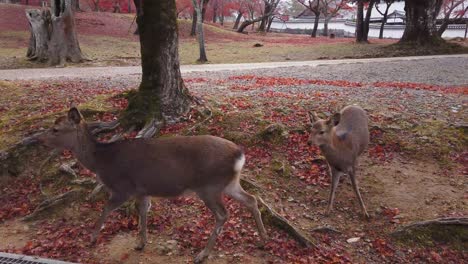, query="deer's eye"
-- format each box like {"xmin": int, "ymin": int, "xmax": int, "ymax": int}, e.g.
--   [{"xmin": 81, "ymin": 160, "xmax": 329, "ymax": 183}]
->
[
  {"xmin": 52, "ymin": 128, "xmax": 59, "ymax": 133},
  {"xmin": 319, "ymin": 131, "xmax": 325, "ymax": 135}
]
